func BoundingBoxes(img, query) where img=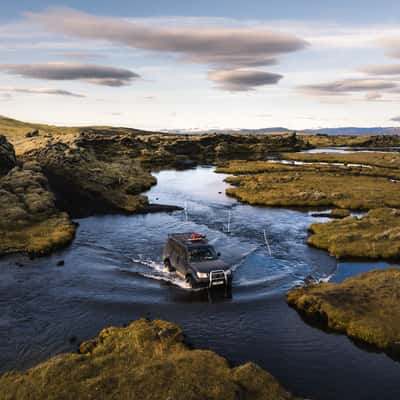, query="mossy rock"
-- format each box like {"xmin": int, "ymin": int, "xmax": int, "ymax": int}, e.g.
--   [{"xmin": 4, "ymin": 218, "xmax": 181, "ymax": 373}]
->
[
  {"xmin": 0, "ymin": 319, "xmax": 298, "ymax": 400},
  {"xmin": 287, "ymin": 269, "xmax": 400, "ymax": 356},
  {"xmin": 0, "ymin": 162, "xmax": 76, "ymax": 256},
  {"xmin": 0, "ymin": 135, "xmax": 16, "ymax": 176}
]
